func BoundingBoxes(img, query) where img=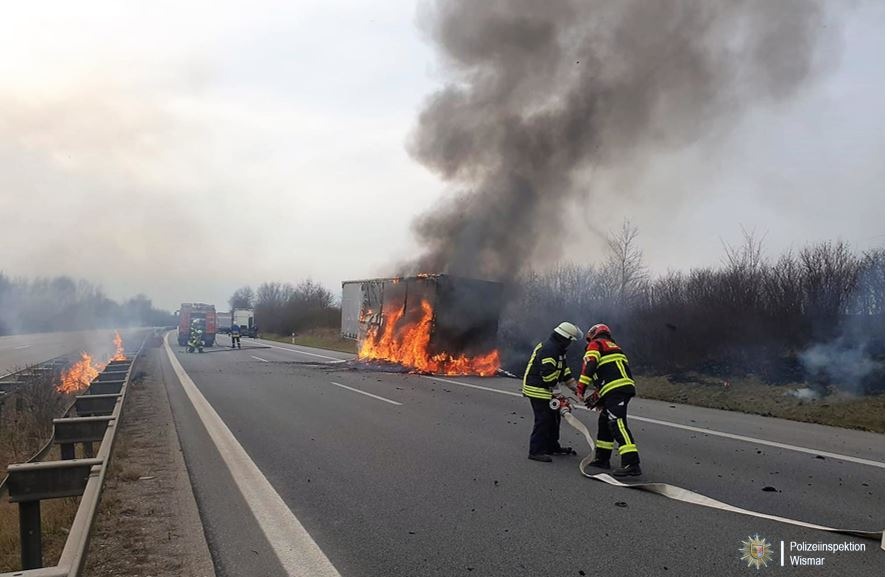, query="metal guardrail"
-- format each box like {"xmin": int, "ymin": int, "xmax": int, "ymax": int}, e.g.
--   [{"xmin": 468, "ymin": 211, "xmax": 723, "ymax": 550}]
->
[
  {"xmin": 0, "ymin": 358, "xmax": 79, "ymax": 499},
  {"xmin": 0, "ymin": 357, "xmax": 69, "ymax": 407},
  {"xmin": 1, "ymin": 334, "xmax": 149, "ymax": 577}
]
